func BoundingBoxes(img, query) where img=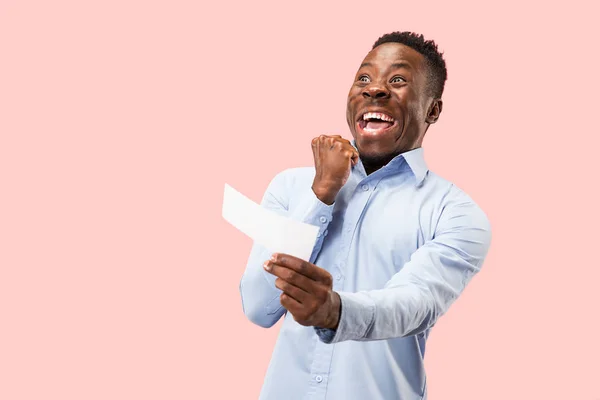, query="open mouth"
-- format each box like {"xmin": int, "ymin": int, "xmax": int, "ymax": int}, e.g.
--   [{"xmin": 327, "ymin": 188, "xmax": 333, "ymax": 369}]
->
[{"xmin": 357, "ymin": 112, "xmax": 396, "ymax": 135}]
